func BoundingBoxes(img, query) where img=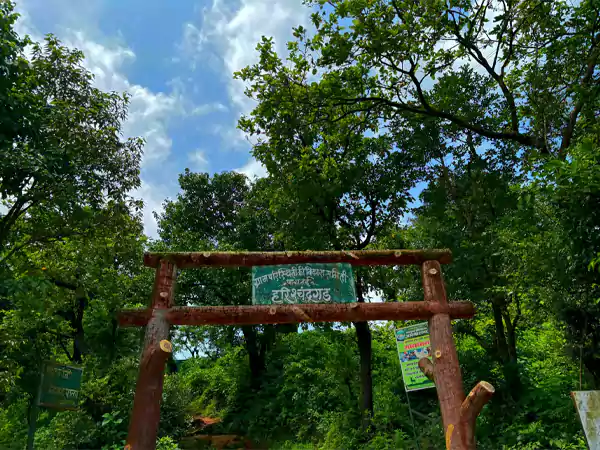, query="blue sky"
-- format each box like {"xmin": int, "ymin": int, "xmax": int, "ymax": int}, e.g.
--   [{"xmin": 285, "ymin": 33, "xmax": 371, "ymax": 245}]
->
[{"xmin": 14, "ymin": 0, "xmax": 315, "ymax": 237}]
